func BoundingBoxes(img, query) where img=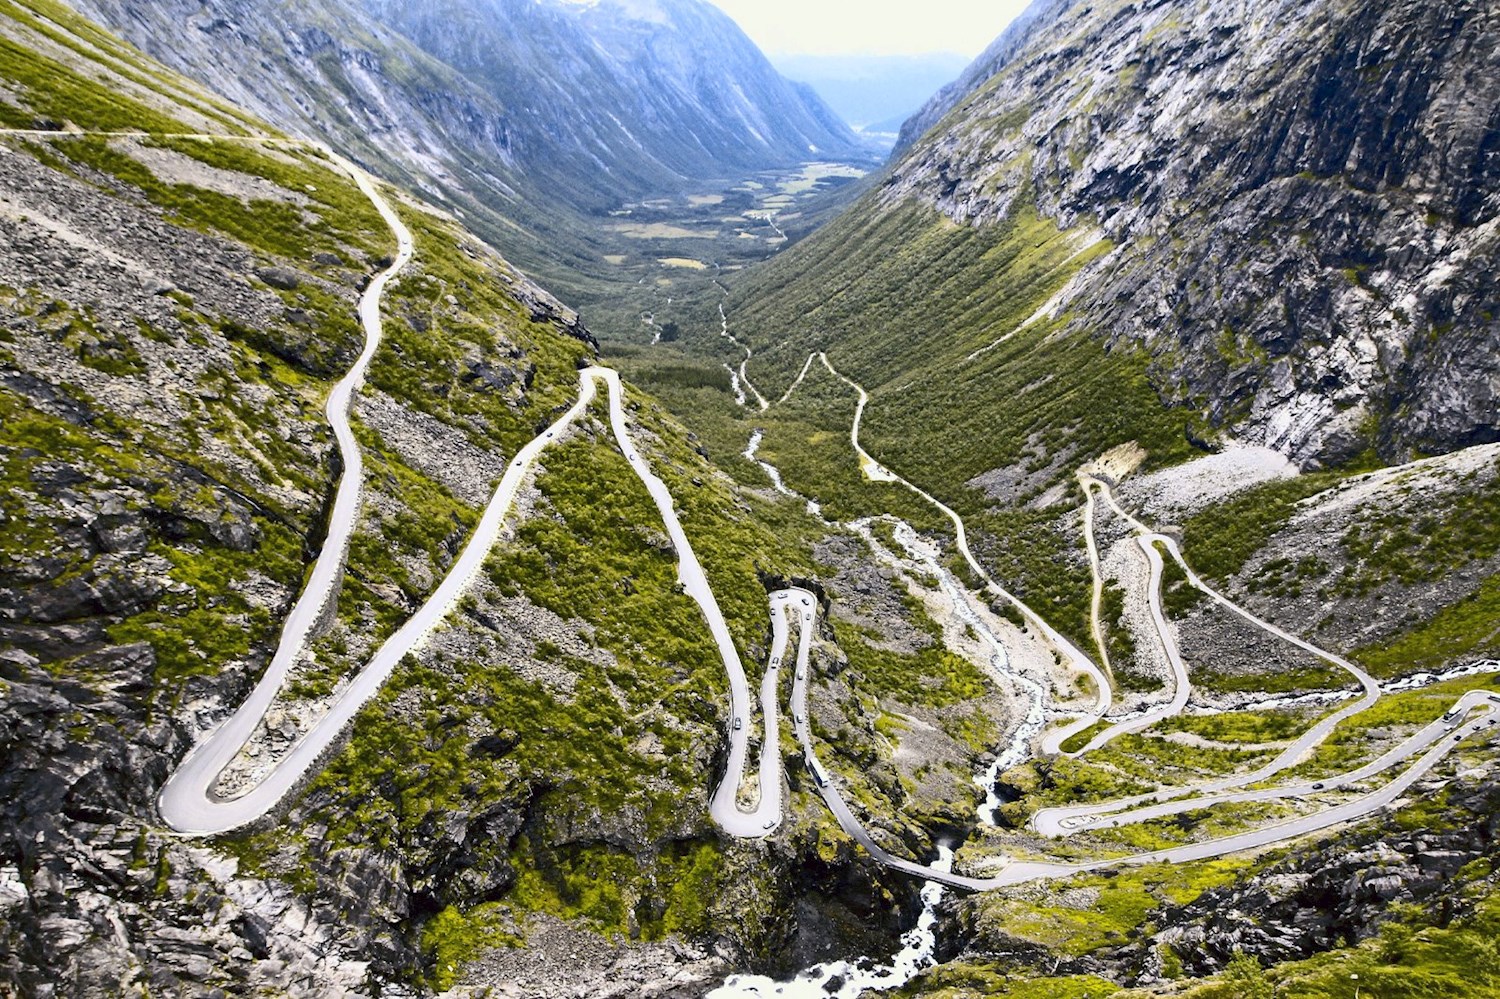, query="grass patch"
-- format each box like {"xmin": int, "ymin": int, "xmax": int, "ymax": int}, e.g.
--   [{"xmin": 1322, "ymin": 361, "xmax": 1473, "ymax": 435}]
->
[
  {"xmin": 1155, "ymin": 707, "xmax": 1322, "ymax": 744},
  {"xmin": 421, "ymin": 903, "xmax": 521, "ymax": 991},
  {"xmin": 0, "ymin": 16, "xmax": 187, "ymax": 133},
  {"xmin": 965, "ymin": 859, "xmax": 1251, "ymax": 958},
  {"xmin": 1289, "ymin": 672, "xmax": 1500, "ymax": 779},
  {"xmin": 834, "ymin": 590, "xmax": 993, "ymax": 708},
  {"xmin": 1335, "ymin": 458, "xmax": 1500, "ymax": 595},
  {"xmin": 1059, "ymin": 720, "xmax": 1107, "ymax": 753},
  {"xmin": 1353, "ymin": 575, "xmax": 1500, "ymax": 677},
  {"xmin": 898, "ymin": 969, "xmax": 1121, "ymax": 998},
  {"xmin": 1178, "ymin": 472, "xmax": 1346, "ymax": 583},
  {"xmin": 1192, "ymin": 661, "xmax": 1350, "ymax": 696}
]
